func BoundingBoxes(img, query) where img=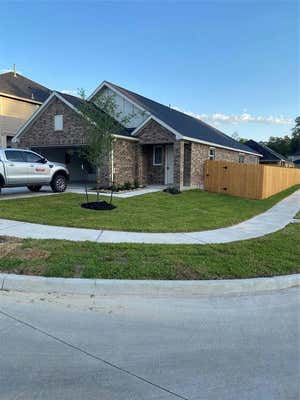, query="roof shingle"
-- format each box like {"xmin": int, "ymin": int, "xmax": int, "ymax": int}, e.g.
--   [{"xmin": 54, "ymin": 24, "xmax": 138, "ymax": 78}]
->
[
  {"xmin": 0, "ymin": 72, "xmax": 51, "ymax": 103},
  {"xmin": 105, "ymin": 81, "xmax": 260, "ymax": 155}
]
